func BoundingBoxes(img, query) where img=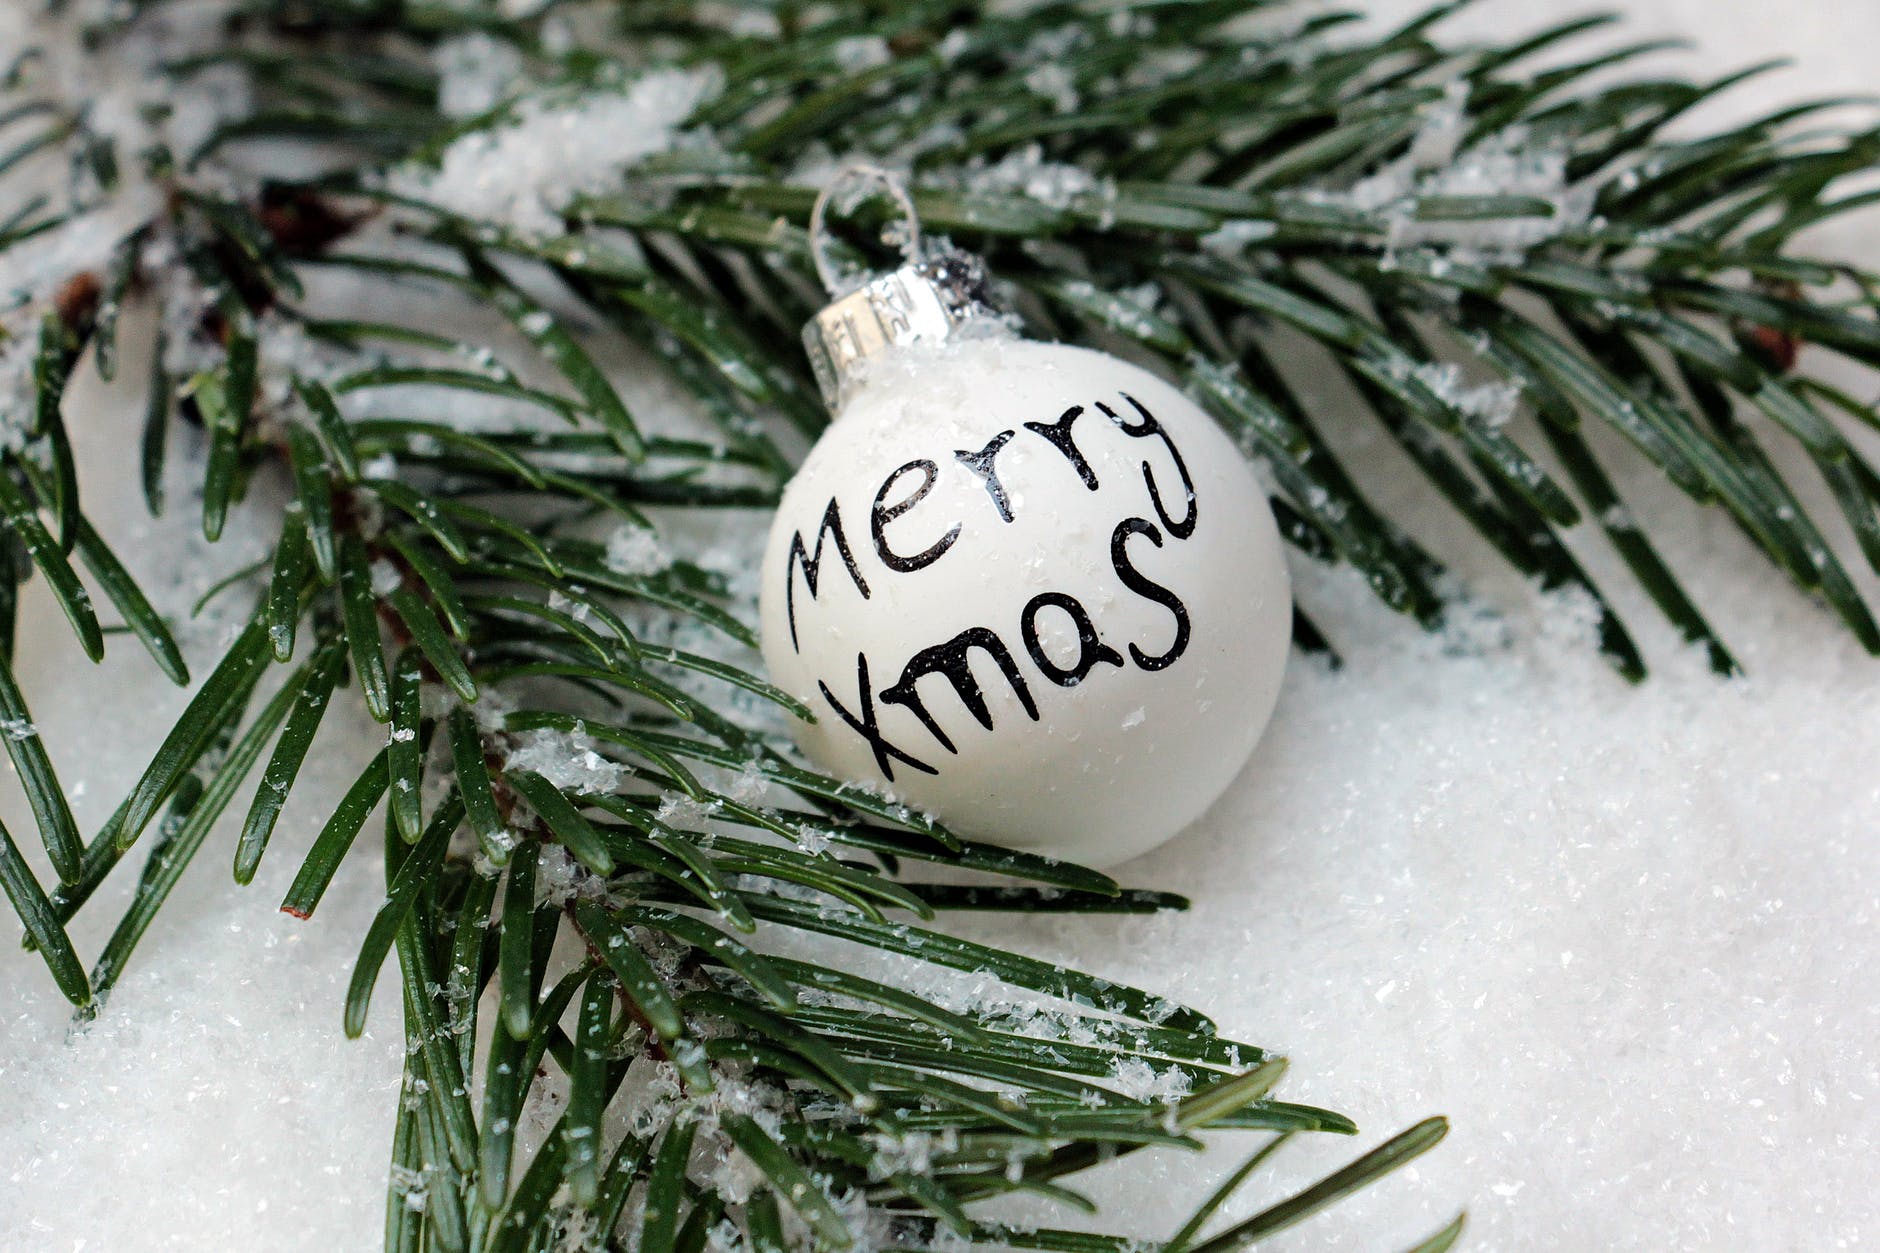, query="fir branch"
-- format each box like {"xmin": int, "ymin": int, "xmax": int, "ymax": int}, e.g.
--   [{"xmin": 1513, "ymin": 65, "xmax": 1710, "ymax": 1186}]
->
[{"xmin": 6, "ymin": 0, "xmax": 1880, "ymax": 1247}]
